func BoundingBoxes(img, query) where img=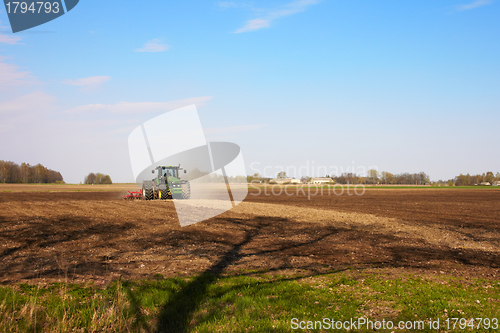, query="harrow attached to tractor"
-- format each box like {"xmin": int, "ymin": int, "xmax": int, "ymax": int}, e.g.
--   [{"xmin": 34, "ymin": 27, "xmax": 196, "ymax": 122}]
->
[{"xmin": 122, "ymin": 190, "xmax": 143, "ymax": 200}]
